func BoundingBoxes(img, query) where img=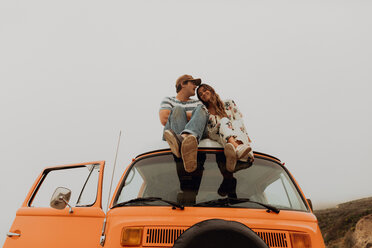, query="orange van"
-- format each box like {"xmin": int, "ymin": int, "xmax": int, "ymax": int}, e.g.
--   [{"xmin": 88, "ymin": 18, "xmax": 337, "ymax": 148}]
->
[{"xmin": 4, "ymin": 140, "xmax": 325, "ymax": 248}]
